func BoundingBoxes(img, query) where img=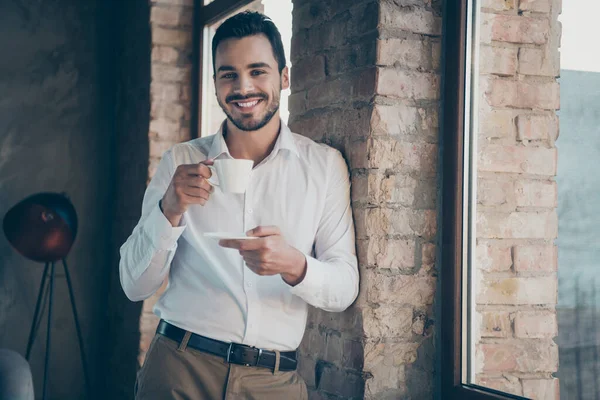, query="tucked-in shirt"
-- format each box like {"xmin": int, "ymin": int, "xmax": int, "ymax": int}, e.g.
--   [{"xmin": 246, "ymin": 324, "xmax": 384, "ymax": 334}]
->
[{"xmin": 119, "ymin": 120, "xmax": 359, "ymax": 351}]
